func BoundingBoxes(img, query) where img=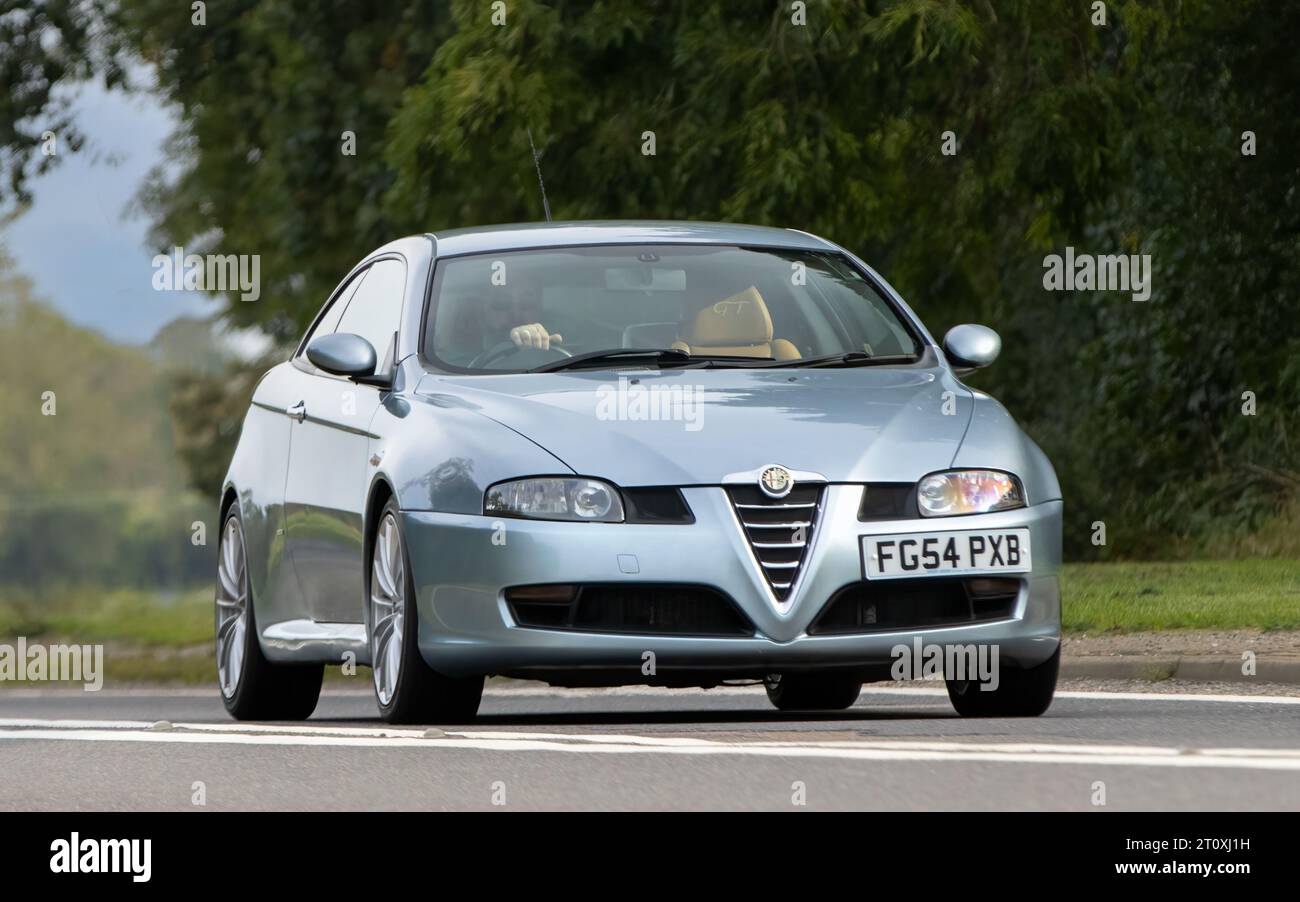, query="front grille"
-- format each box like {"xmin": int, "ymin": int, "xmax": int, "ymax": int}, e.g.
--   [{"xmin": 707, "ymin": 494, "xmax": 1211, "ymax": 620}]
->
[
  {"xmin": 808, "ymin": 577, "xmax": 1021, "ymax": 635},
  {"xmin": 506, "ymin": 584, "xmax": 753, "ymax": 636},
  {"xmin": 725, "ymin": 483, "xmax": 824, "ymax": 601}
]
